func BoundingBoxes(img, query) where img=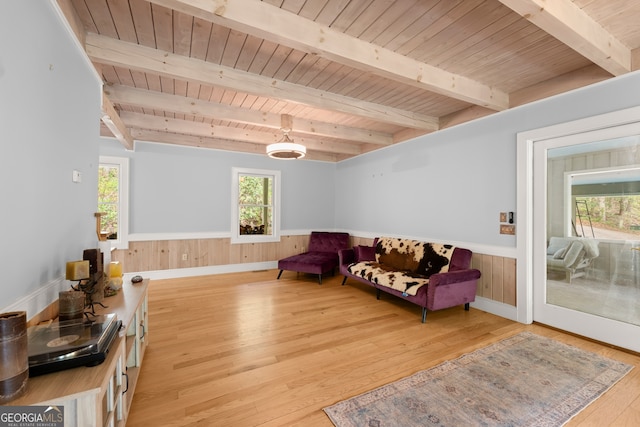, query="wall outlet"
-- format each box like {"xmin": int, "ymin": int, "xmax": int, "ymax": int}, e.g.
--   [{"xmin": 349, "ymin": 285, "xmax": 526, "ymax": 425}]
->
[
  {"xmin": 500, "ymin": 224, "xmax": 516, "ymax": 235},
  {"xmin": 182, "ymin": 253, "xmax": 188, "ymax": 261}
]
